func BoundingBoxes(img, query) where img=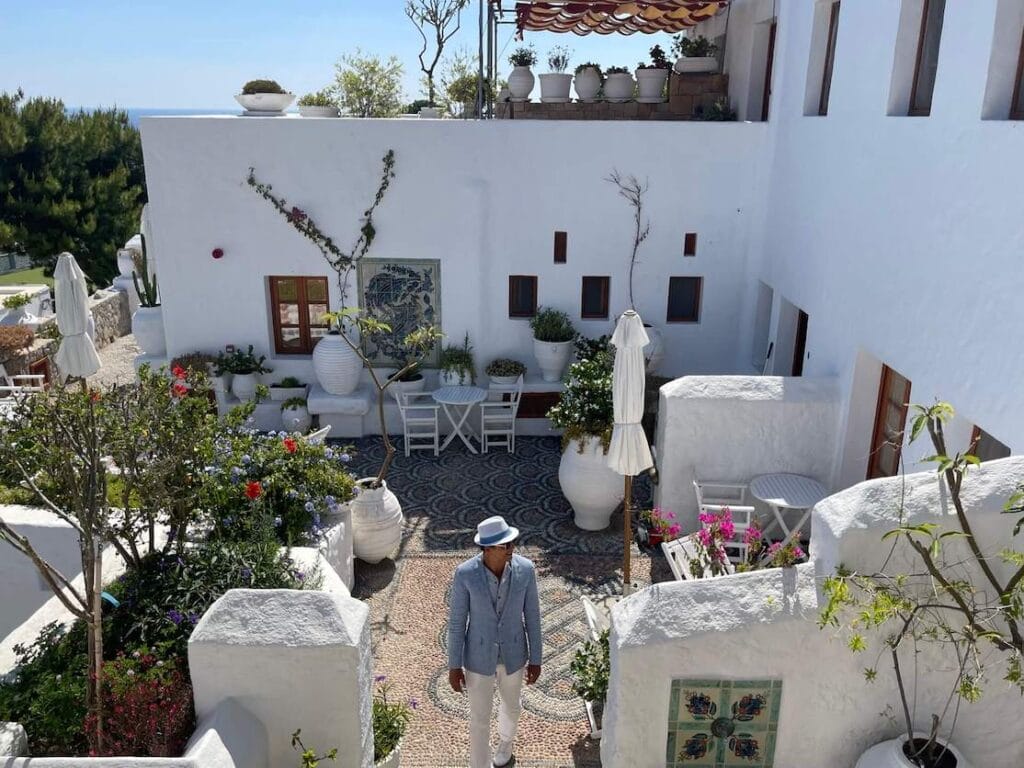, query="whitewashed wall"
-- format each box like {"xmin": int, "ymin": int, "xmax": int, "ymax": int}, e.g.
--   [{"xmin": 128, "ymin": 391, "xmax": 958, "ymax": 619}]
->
[
  {"xmin": 140, "ymin": 118, "xmax": 768, "ymax": 383},
  {"xmin": 603, "ymin": 457, "xmax": 1024, "ymax": 768}
]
